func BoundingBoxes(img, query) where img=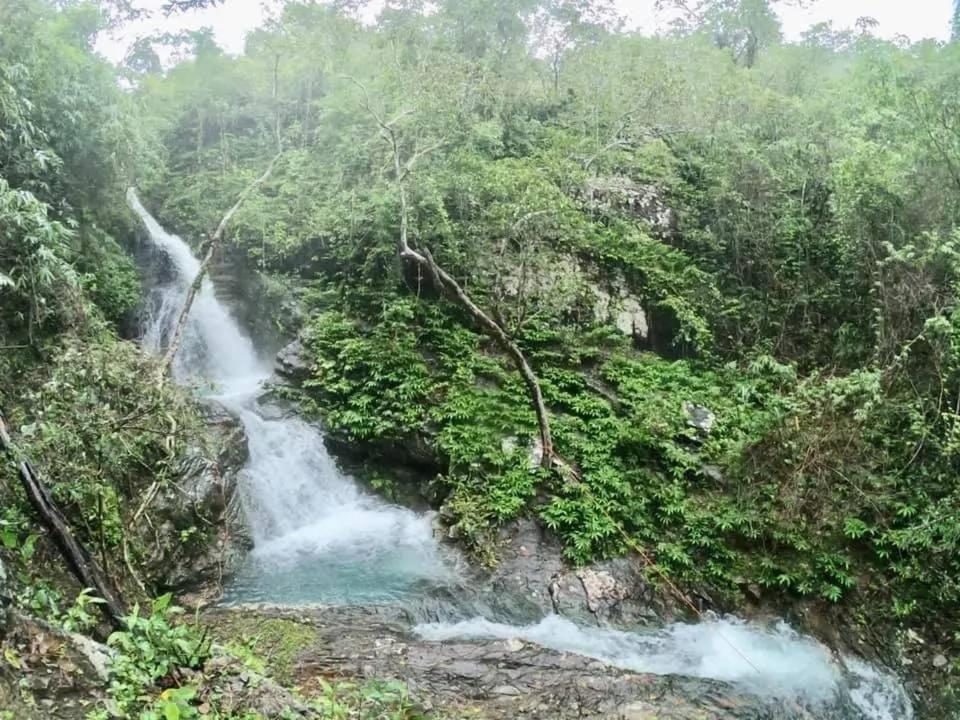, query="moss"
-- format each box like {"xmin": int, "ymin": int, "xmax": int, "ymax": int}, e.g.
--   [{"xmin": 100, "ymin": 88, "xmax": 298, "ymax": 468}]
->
[{"xmin": 204, "ymin": 612, "xmax": 320, "ymax": 685}]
